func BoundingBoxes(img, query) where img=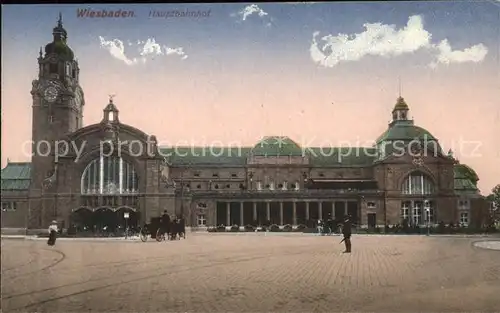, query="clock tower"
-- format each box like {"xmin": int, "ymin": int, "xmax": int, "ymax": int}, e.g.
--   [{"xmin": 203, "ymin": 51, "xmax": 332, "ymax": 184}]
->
[{"xmin": 30, "ymin": 14, "xmax": 85, "ymax": 199}]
